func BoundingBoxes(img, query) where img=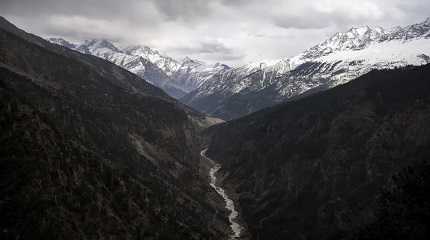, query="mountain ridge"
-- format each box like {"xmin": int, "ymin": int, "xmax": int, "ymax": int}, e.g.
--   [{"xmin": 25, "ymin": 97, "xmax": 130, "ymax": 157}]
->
[
  {"xmin": 48, "ymin": 37, "xmax": 231, "ymax": 99},
  {"xmin": 182, "ymin": 17, "xmax": 430, "ymax": 120}
]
